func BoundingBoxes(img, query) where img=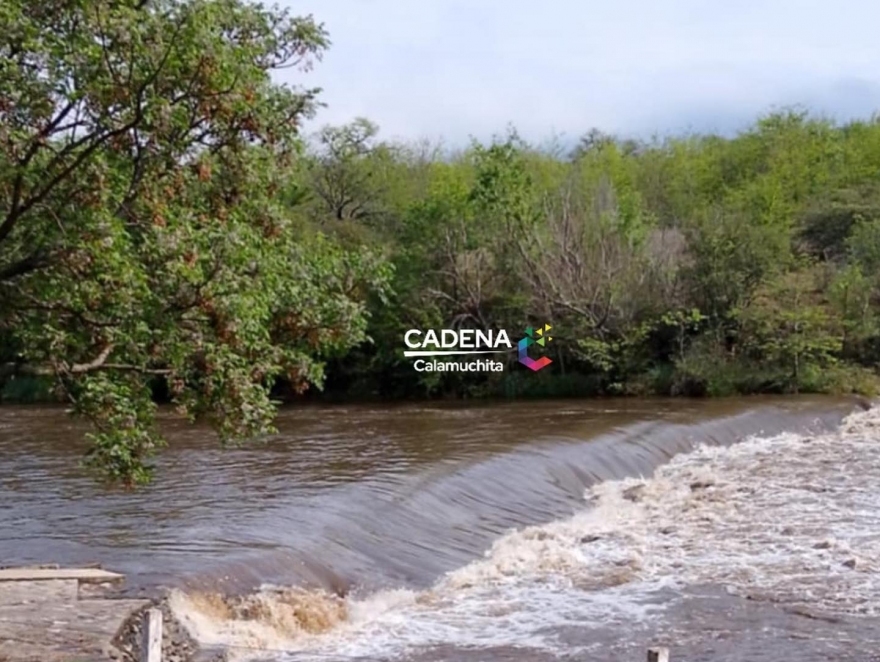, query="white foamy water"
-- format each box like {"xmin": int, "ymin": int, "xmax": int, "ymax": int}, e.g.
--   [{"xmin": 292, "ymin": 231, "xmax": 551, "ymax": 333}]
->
[{"xmin": 171, "ymin": 405, "xmax": 880, "ymax": 660}]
